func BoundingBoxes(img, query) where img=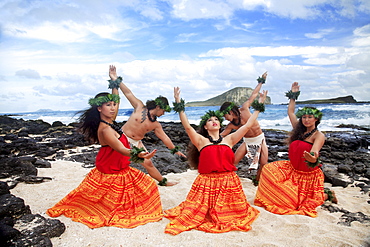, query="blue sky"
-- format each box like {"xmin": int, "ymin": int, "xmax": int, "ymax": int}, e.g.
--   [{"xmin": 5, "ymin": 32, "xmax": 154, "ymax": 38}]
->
[{"xmin": 0, "ymin": 0, "xmax": 369, "ymax": 113}]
